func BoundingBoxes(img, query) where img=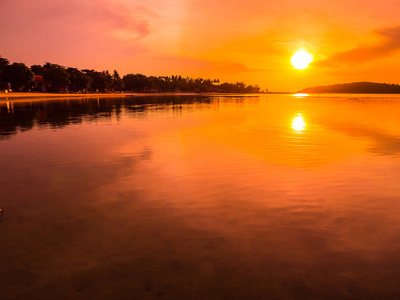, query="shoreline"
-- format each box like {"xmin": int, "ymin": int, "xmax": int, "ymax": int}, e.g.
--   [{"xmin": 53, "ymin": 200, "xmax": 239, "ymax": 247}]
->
[
  {"xmin": 0, "ymin": 92, "xmax": 198, "ymax": 102},
  {"xmin": 0, "ymin": 92, "xmax": 268, "ymax": 103}
]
